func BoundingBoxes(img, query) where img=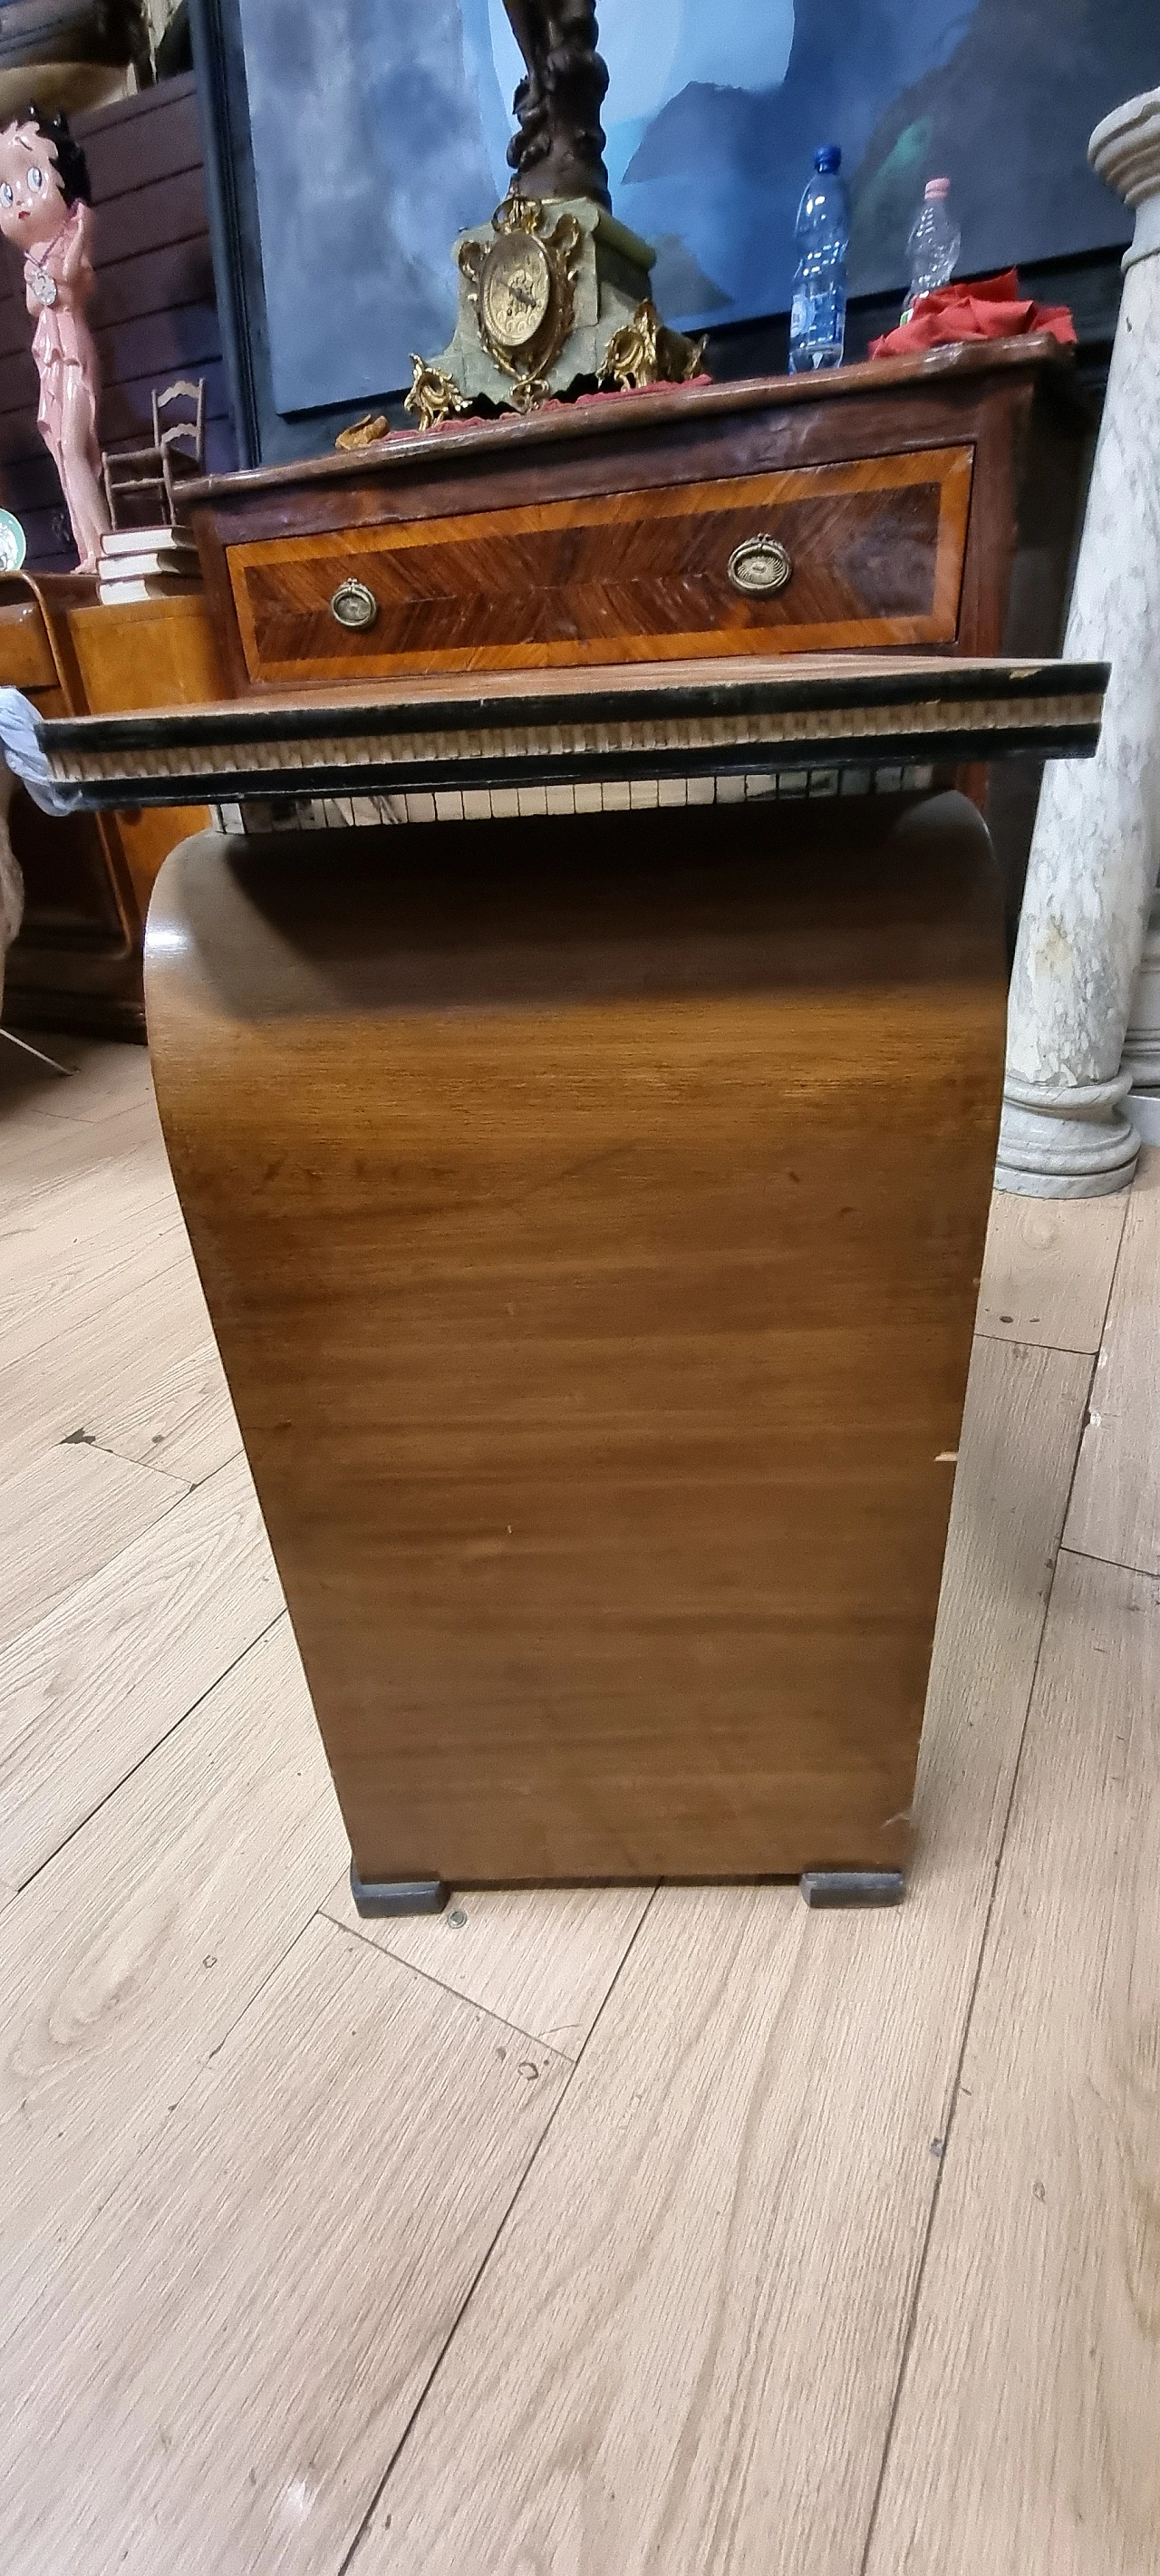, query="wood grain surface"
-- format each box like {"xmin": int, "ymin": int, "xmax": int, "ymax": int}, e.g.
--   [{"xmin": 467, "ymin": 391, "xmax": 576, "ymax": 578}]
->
[
  {"xmin": 865, "ymin": 1549, "xmax": 1160, "ymax": 2576},
  {"xmin": 0, "ymin": 1243, "xmax": 217, "ymax": 1488},
  {"xmin": 1064, "ymin": 1150, "xmax": 1160, "ymax": 1578},
  {"xmin": 0, "ymin": 1618, "xmax": 344, "ymax": 2342},
  {"xmin": 0, "ymin": 1450, "xmax": 284, "ymax": 1887},
  {"xmin": 229, "ymin": 448, "xmax": 973, "ymax": 683},
  {"xmin": 326, "ymin": 1876, "xmax": 653, "ymax": 2058},
  {"xmin": 0, "ymin": 1915, "xmax": 568, "ymax": 2576},
  {"xmin": 145, "ymin": 789, "xmax": 1007, "ymax": 1889},
  {"xmin": 978, "ymin": 1186, "xmax": 1128, "ymax": 1354},
  {"xmin": 0, "ymin": 579, "xmax": 224, "ymax": 1038},
  {"xmin": 1, "ymin": 1025, "xmax": 1149, "ymax": 2571},
  {"xmin": 0, "ymin": 1442, "xmax": 183, "ymax": 1654},
  {"xmin": 186, "ymin": 342, "xmax": 1084, "ymax": 723},
  {"xmin": 349, "ymin": 1340, "xmax": 1092, "ymax": 2576}
]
